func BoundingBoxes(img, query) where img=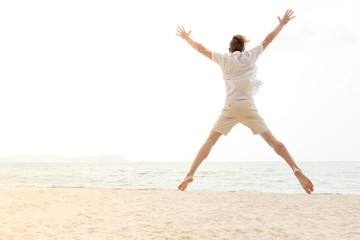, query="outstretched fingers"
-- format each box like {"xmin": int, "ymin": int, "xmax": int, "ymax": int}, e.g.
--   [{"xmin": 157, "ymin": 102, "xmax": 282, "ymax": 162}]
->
[
  {"xmin": 176, "ymin": 26, "xmax": 182, "ymax": 34},
  {"xmin": 278, "ymin": 9, "xmax": 296, "ymax": 24},
  {"xmin": 176, "ymin": 25, "xmax": 187, "ymax": 34},
  {"xmin": 288, "ymin": 9, "xmax": 295, "ymax": 20},
  {"xmin": 175, "ymin": 26, "xmax": 191, "ymax": 39},
  {"xmin": 176, "ymin": 26, "xmax": 184, "ymax": 37},
  {"xmin": 285, "ymin": 9, "xmax": 295, "ymax": 20}
]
